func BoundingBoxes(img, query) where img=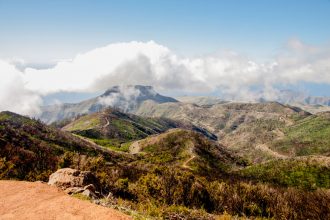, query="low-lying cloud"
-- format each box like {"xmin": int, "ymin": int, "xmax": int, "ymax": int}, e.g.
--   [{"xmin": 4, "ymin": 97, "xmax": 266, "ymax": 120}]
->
[{"xmin": 1, "ymin": 39, "xmax": 330, "ymax": 115}]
